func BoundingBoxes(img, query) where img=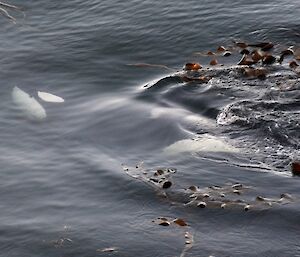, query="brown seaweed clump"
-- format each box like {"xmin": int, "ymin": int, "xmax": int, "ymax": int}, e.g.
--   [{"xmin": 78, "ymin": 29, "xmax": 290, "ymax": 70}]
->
[{"xmin": 123, "ymin": 164, "xmax": 295, "ymax": 212}]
